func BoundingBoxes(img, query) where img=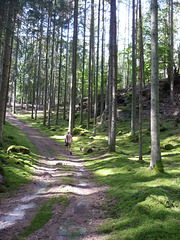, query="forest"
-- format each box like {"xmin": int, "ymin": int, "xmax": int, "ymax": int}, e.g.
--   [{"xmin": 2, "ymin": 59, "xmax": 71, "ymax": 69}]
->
[{"xmin": 0, "ymin": 0, "xmax": 180, "ymax": 239}]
